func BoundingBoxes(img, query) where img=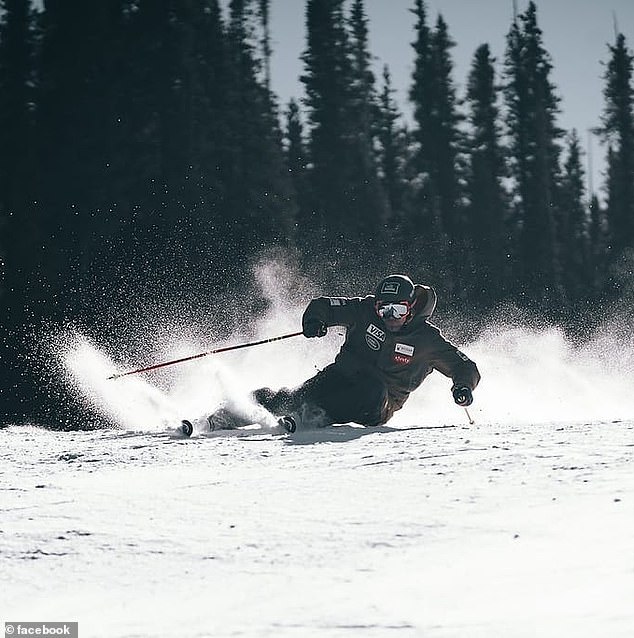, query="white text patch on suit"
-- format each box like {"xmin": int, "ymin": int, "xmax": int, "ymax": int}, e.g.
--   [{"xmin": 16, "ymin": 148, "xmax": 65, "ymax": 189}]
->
[{"xmin": 395, "ymin": 343, "xmax": 414, "ymax": 356}]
